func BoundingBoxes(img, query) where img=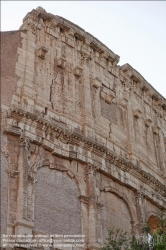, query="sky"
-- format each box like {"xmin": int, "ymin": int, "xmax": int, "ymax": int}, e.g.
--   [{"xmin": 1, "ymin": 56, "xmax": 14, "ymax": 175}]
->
[{"xmin": 1, "ymin": 1, "xmax": 166, "ymax": 98}]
